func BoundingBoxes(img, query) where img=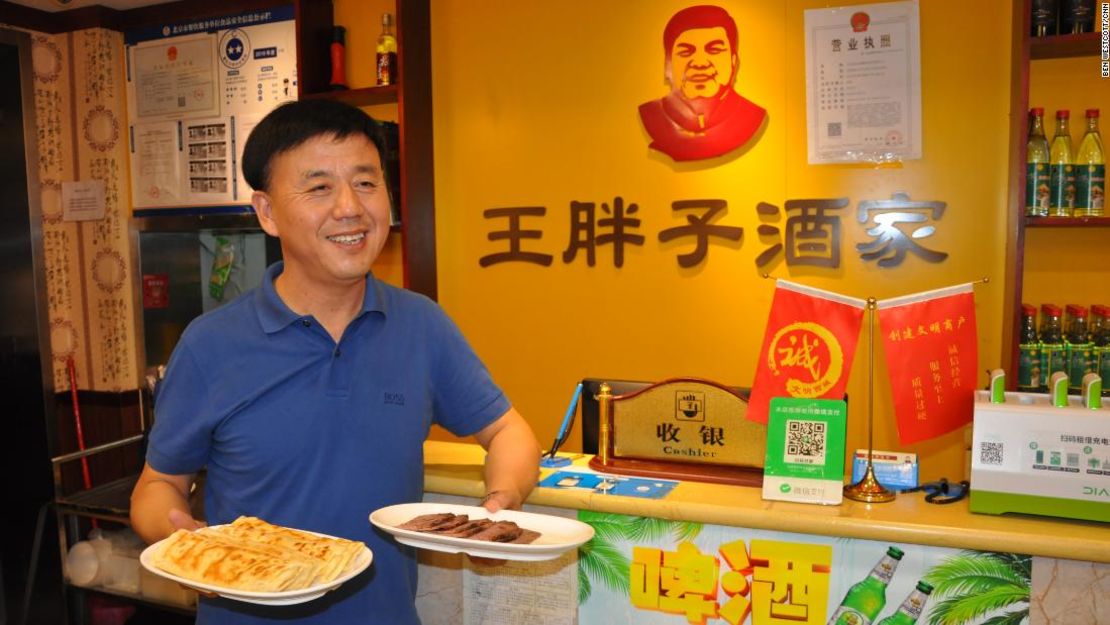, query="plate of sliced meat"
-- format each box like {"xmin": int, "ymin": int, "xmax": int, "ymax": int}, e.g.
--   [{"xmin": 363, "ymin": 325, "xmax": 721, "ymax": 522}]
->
[{"xmin": 369, "ymin": 503, "xmax": 594, "ymax": 561}]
